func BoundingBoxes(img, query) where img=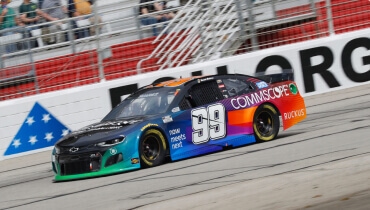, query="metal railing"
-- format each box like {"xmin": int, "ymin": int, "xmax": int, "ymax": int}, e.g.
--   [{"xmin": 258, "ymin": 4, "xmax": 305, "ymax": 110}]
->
[{"xmin": 137, "ymin": 0, "xmax": 319, "ymax": 71}]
